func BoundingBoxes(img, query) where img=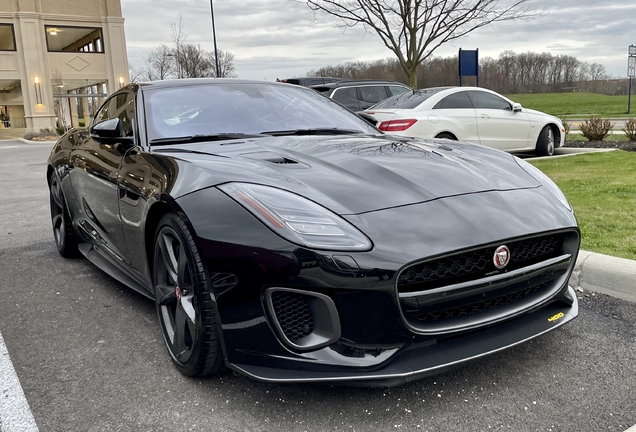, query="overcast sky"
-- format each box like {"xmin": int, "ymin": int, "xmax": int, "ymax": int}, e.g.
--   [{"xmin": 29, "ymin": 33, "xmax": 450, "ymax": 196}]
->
[{"xmin": 121, "ymin": 0, "xmax": 636, "ymax": 82}]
